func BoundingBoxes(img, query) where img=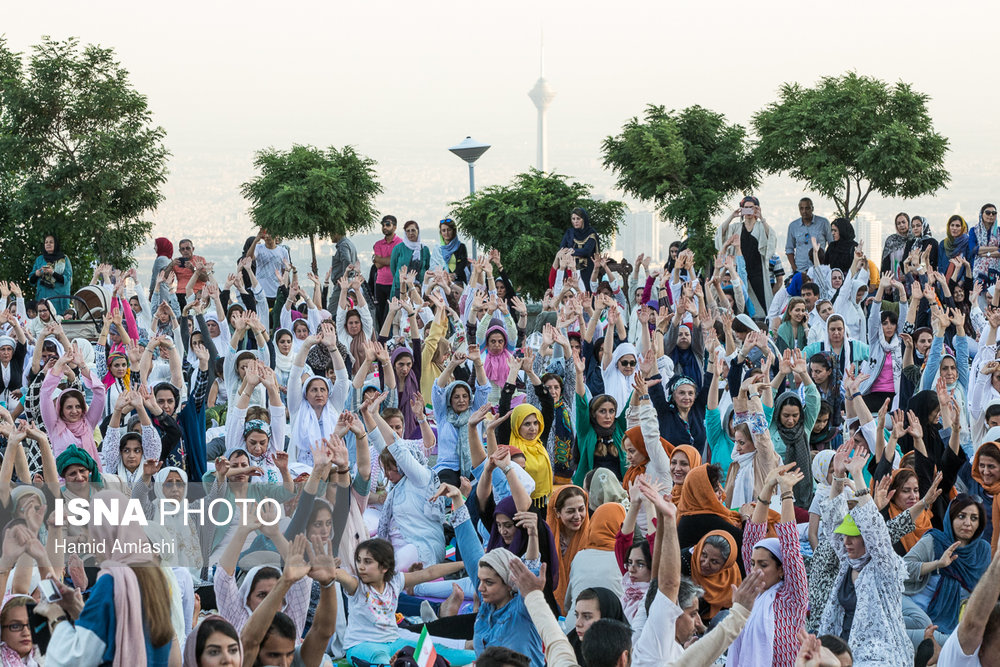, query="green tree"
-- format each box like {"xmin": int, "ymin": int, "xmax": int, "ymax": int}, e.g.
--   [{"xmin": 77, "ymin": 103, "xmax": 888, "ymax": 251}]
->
[
  {"xmin": 0, "ymin": 36, "xmax": 169, "ymax": 289},
  {"xmin": 450, "ymin": 169, "xmax": 625, "ymax": 299},
  {"xmin": 602, "ymin": 105, "xmax": 758, "ymax": 268},
  {"xmin": 241, "ymin": 144, "xmax": 382, "ymax": 273},
  {"xmin": 753, "ymin": 72, "xmax": 949, "ymax": 221}
]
